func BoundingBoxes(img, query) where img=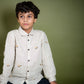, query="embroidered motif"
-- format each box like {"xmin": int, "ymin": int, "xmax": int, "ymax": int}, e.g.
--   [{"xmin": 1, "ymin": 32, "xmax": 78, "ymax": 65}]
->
[
  {"xmin": 16, "ymin": 45, "xmax": 18, "ymax": 48},
  {"xmin": 17, "ymin": 65, "xmax": 22, "ymax": 67},
  {"xmin": 9, "ymin": 75, "xmax": 12, "ymax": 77},
  {"xmin": 35, "ymin": 46, "xmax": 38, "ymax": 49},
  {"xmin": 7, "ymin": 64, "xmax": 10, "ymax": 67},
  {"xmin": 45, "ymin": 41, "xmax": 48, "ymax": 43},
  {"xmin": 40, "ymin": 64, "xmax": 43, "ymax": 66}
]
